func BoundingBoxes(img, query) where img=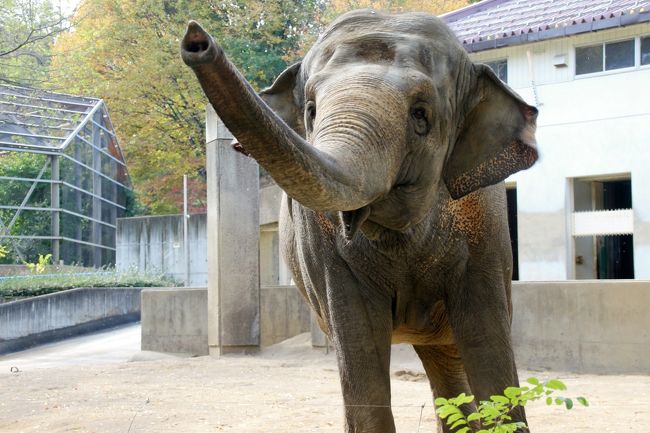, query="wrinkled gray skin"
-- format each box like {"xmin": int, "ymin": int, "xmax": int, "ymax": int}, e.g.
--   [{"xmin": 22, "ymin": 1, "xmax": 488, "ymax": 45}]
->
[{"xmin": 181, "ymin": 9, "xmax": 538, "ymax": 433}]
